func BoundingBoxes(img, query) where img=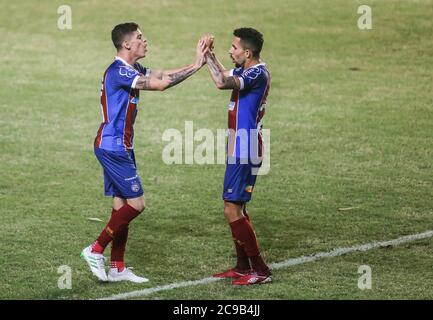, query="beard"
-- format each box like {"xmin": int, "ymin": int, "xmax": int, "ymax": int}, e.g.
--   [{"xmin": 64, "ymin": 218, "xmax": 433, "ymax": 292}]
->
[{"xmin": 230, "ymin": 55, "xmax": 240, "ymax": 68}]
